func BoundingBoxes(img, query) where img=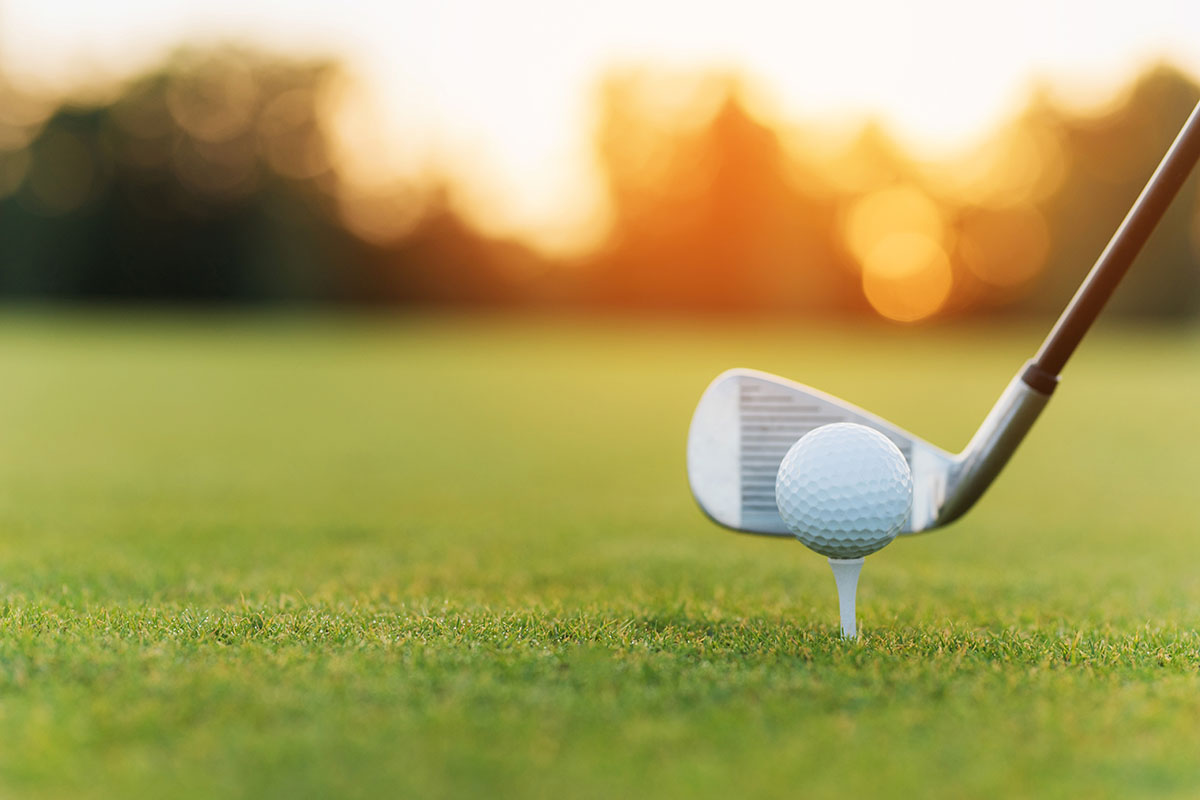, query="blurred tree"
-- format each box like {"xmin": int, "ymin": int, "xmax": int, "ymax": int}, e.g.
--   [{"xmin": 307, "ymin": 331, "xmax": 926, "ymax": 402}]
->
[
  {"xmin": 0, "ymin": 47, "xmax": 353, "ymax": 302},
  {"xmin": 582, "ymin": 65, "xmax": 1200, "ymax": 320},
  {"xmin": 0, "ymin": 50, "xmax": 1195, "ymax": 321},
  {"xmin": 1020, "ymin": 65, "xmax": 1200, "ymax": 319},
  {"xmin": 0, "ymin": 45, "xmax": 548, "ymax": 308},
  {"xmin": 583, "ymin": 73, "xmax": 858, "ymax": 313}
]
